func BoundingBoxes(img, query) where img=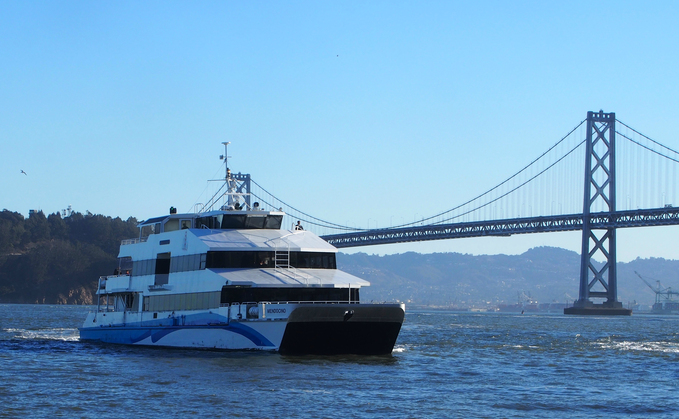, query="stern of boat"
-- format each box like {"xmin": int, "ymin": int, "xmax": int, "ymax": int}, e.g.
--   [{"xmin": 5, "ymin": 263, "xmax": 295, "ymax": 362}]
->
[{"xmin": 278, "ymin": 303, "xmax": 405, "ymax": 355}]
